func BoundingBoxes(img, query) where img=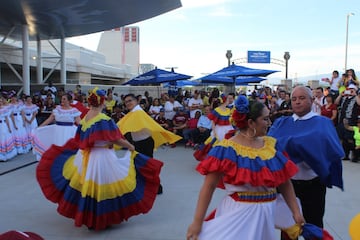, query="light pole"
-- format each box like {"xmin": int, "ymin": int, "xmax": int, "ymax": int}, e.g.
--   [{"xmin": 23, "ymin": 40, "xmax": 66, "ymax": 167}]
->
[
  {"xmin": 226, "ymin": 50, "xmax": 232, "ymax": 66},
  {"xmin": 283, "ymin": 51, "xmax": 290, "ymax": 79},
  {"xmin": 345, "ymin": 12, "xmax": 355, "ymax": 71},
  {"xmin": 165, "ymin": 67, "xmax": 178, "ymax": 72}
]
